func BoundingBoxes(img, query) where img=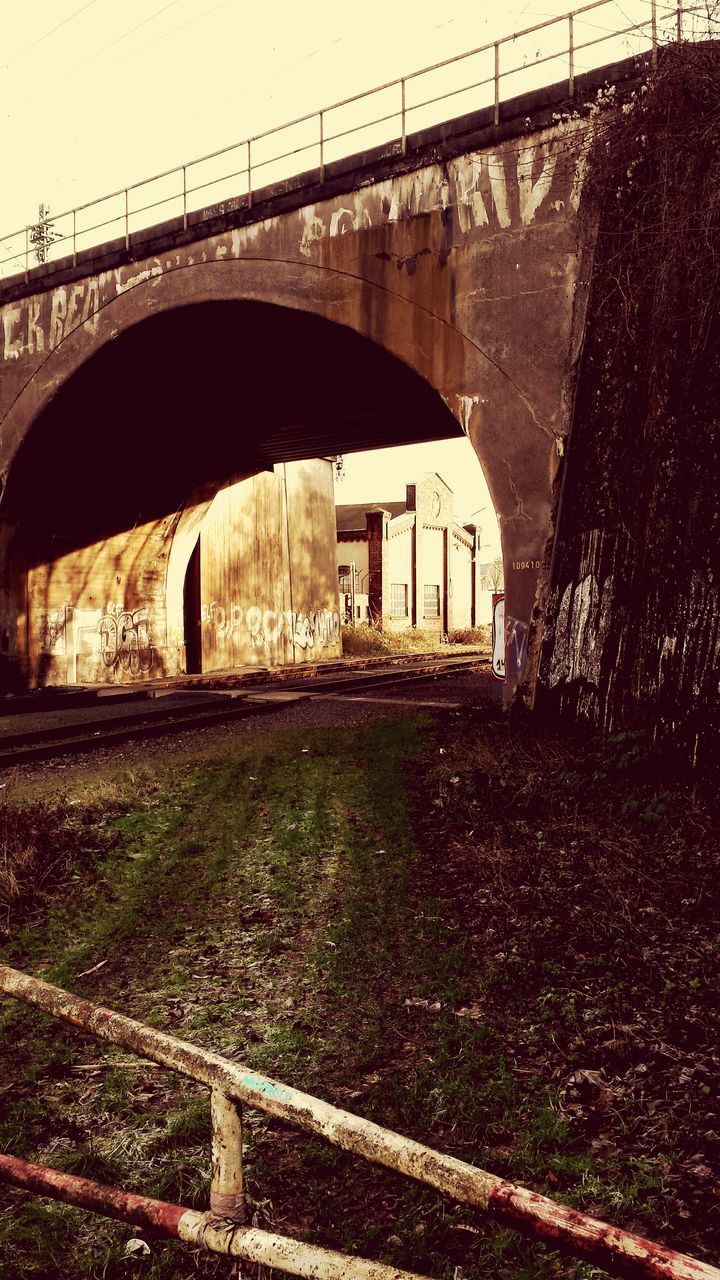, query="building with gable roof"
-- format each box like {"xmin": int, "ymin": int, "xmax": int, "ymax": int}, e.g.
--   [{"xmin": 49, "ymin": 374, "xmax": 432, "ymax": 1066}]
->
[{"xmin": 336, "ymin": 472, "xmax": 491, "ymax": 632}]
